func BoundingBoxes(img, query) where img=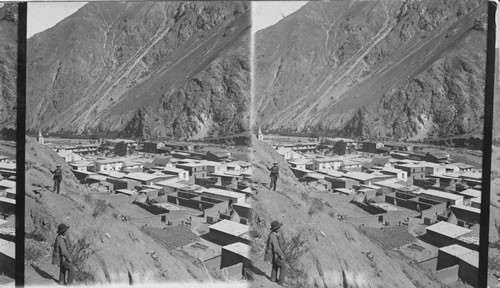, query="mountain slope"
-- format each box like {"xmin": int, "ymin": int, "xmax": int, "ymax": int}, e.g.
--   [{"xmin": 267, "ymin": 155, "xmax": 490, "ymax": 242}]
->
[
  {"xmin": 0, "ymin": 3, "xmax": 18, "ymax": 138},
  {"xmin": 254, "ymin": 0, "xmax": 486, "ymax": 140},
  {"xmin": 27, "ymin": 2, "xmax": 250, "ymax": 139}
]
